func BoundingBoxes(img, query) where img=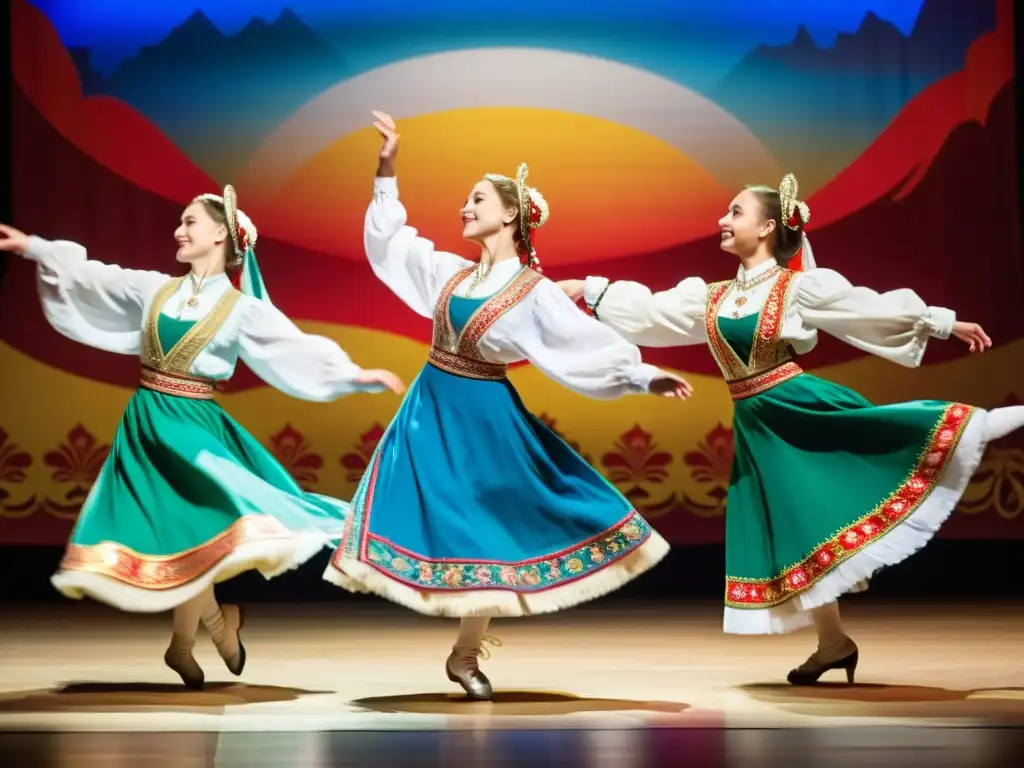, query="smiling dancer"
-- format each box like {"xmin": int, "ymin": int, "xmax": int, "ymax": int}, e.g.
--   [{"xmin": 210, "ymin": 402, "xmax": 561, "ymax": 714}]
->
[
  {"xmin": 559, "ymin": 173, "xmax": 1024, "ymax": 684},
  {"xmin": 0, "ymin": 187, "xmax": 404, "ymax": 689},
  {"xmin": 324, "ymin": 111, "xmax": 690, "ymax": 700}
]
